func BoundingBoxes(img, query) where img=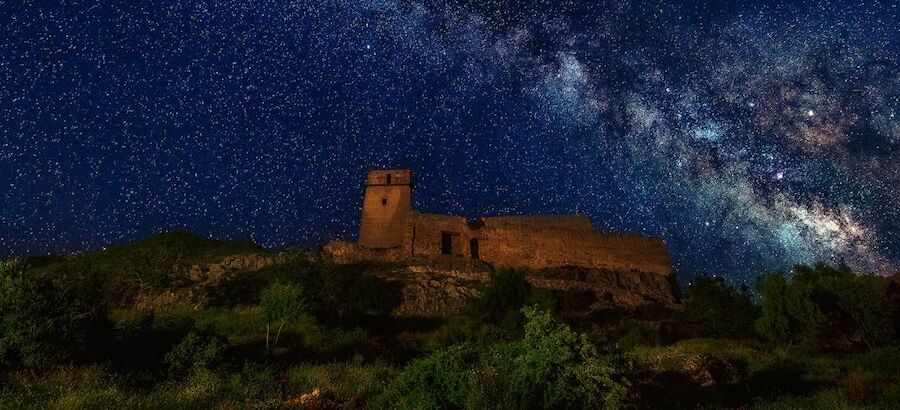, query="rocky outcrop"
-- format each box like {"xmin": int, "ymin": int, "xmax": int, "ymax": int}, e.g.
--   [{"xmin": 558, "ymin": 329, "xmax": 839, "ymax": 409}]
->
[
  {"xmin": 186, "ymin": 253, "xmax": 279, "ymax": 284},
  {"xmin": 376, "ymin": 270, "xmax": 480, "ymax": 317},
  {"xmin": 135, "ymin": 253, "xmax": 279, "ymax": 310},
  {"xmin": 529, "ymin": 267, "xmax": 680, "ymax": 309}
]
